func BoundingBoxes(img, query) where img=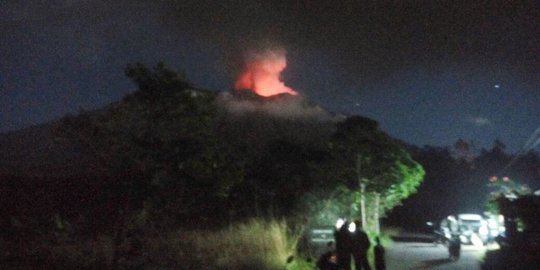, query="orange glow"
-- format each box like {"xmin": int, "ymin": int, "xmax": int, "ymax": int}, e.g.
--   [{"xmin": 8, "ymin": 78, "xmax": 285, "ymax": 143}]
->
[{"xmin": 234, "ymin": 49, "xmax": 298, "ymax": 97}]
